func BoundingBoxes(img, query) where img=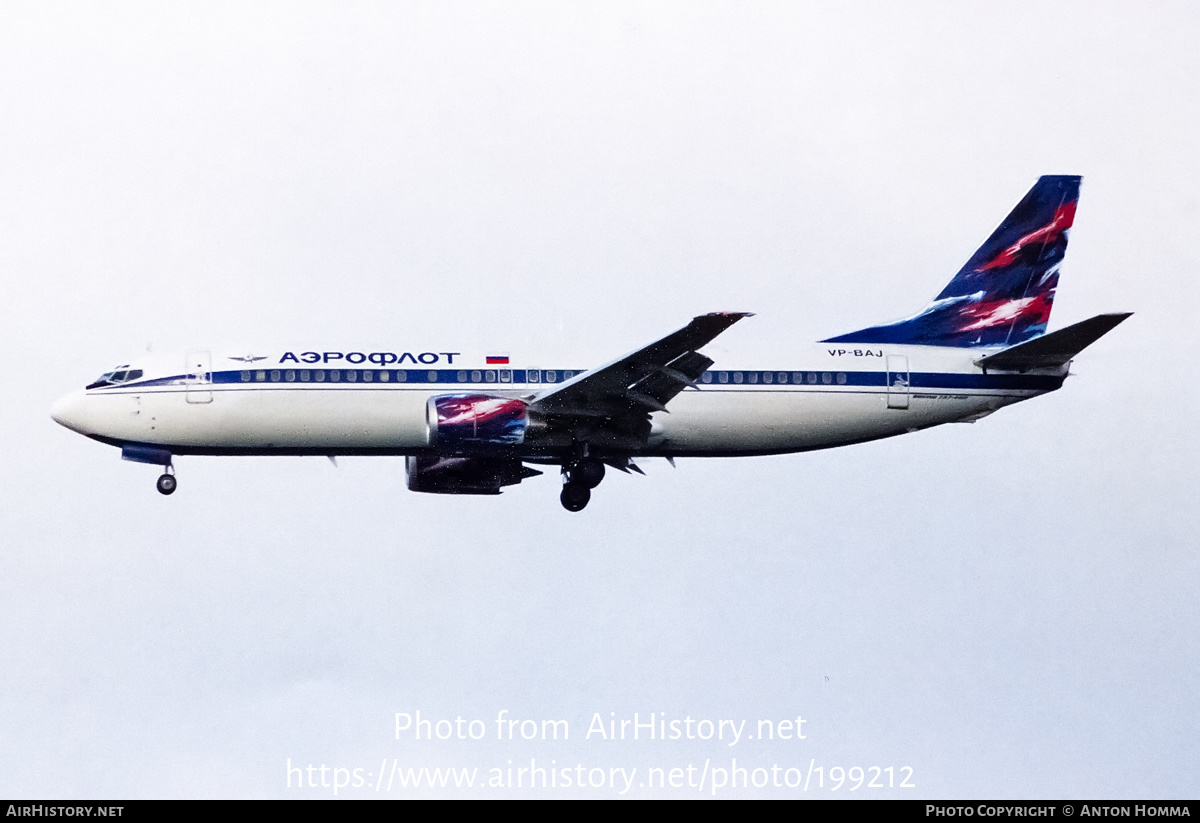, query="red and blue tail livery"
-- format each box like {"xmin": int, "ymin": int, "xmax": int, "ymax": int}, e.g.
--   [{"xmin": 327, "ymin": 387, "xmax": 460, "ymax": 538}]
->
[
  {"xmin": 826, "ymin": 175, "xmax": 1081, "ymax": 348},
  {"xmin": 51, "ymin": 176, "xmax": 1128, "ymax": 511}
]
